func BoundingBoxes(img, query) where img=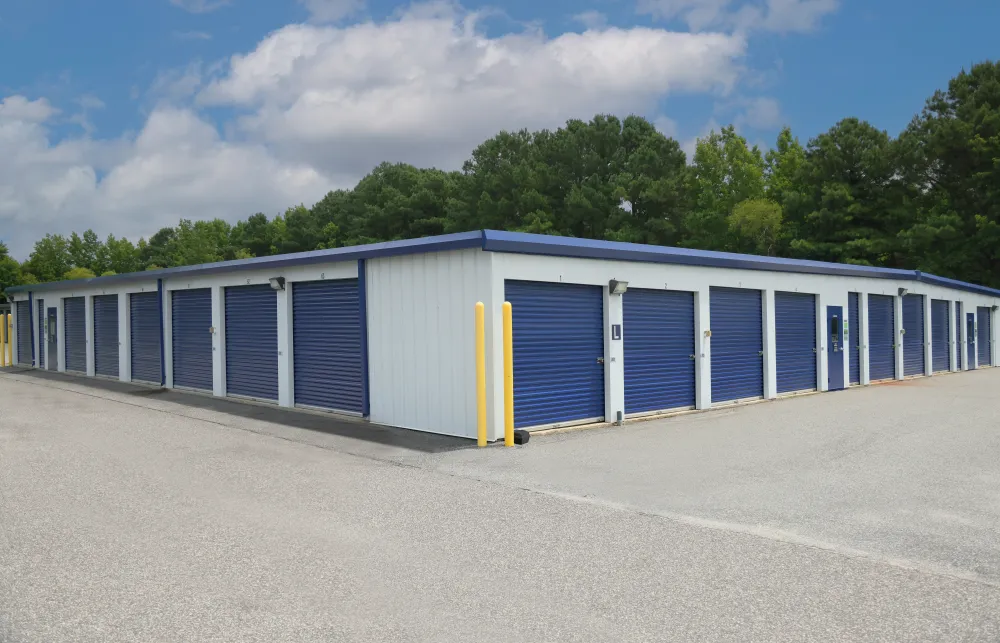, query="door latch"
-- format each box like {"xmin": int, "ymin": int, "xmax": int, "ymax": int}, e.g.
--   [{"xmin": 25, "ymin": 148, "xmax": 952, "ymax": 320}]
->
[{"xmin": 597, "ymin": 357, "xmax": 605, "ymax": 364}]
